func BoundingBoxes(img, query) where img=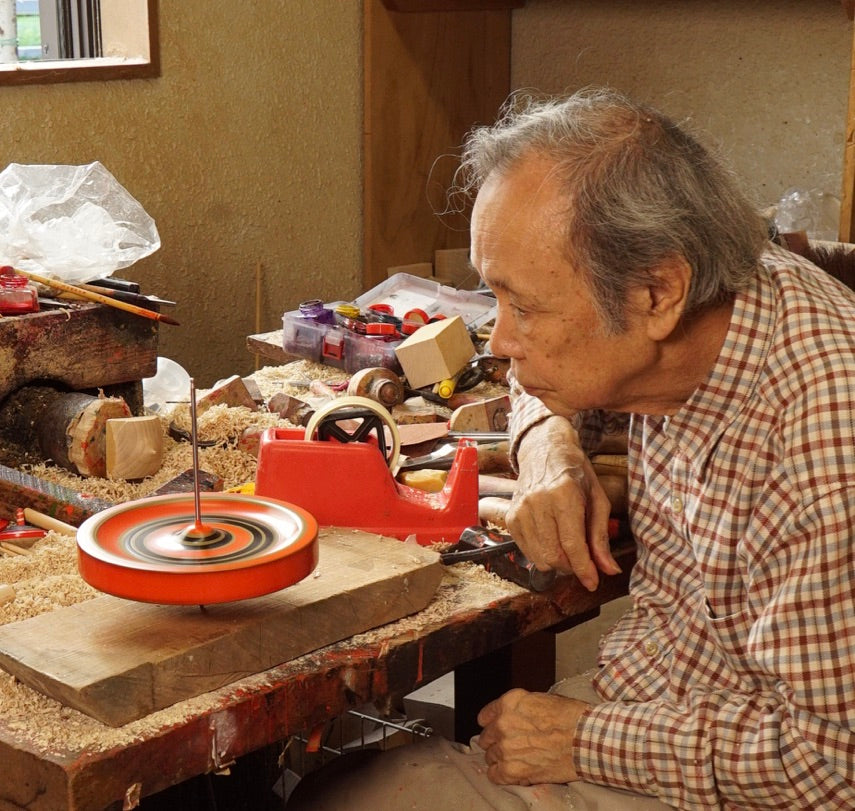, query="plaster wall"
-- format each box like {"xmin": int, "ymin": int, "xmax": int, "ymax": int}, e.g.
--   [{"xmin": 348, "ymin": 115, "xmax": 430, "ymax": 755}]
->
[
  {"xmin": 0, "ymin": 2, "xmax": 850, "ymax": 387},
  {"xmin": 511, "ymin": 0, "xmax": 851, "ymax": 219},
  {"xmin": 0, "ymin": 1, "xmax": 362, "ymax": 386}
]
